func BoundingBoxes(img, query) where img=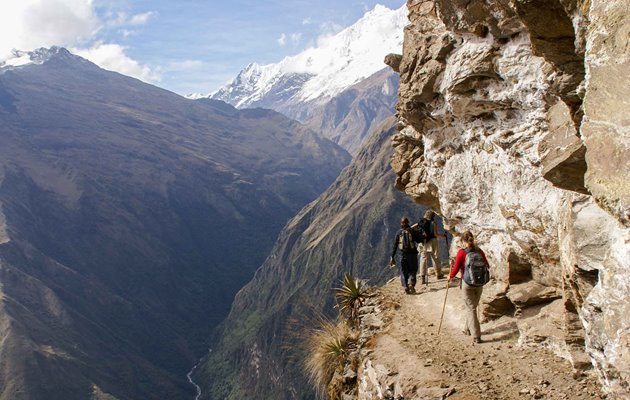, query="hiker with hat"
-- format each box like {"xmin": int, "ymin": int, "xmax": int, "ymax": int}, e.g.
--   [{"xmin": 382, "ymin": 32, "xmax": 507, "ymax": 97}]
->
[
  {"xmin": 390, "ymin": 217, "xmax": 423, "ymax": 294},
  {"xmin": 413, "ymin": 209, "xmax": 446, "ymax": 284},
  {"xmin": 448, "ymin": 230, "xmax": 491, "ymax": 343}
]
